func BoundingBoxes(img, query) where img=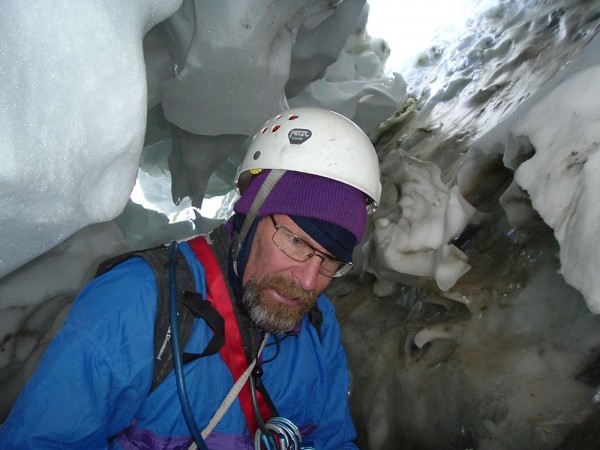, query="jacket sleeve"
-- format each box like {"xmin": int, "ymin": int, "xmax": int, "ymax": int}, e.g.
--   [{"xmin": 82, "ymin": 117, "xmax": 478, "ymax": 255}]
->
[
  {"xmin": 0, "ymin": 258, "xmax": 157, "ymax": 449},
  {"xmin": 305, "ymin": 296, "xmax": 359, "ymax": 450}
]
